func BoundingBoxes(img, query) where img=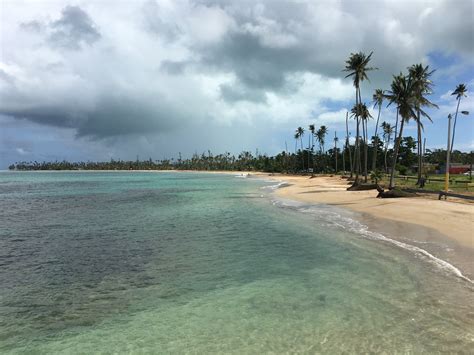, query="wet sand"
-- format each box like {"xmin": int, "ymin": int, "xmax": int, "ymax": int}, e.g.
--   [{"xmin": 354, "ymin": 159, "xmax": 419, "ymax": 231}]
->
[{"xmin": 252, "ymin": 173, "xmax": 474, "ymax": 280}]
